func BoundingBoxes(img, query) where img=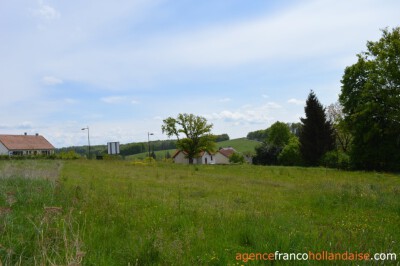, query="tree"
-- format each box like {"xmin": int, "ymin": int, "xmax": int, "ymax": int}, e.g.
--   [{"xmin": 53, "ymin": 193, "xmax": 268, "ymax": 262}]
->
[
  {"xmin": 253, "ymin": 144, "xmax": 281, "ymax": 165},
  {"xmin": 246, "ymin": 129, "xmax": 268, "ymax": 141},
  {"xmin": 299, "ymin": 91, "xmax": 335, "ymax": 166},
  {"xmin": 215, "ymin": 134, "xmax": 230, "ymax": 142},
  {"xmin": 266, "ymin": 121, "xmax": 292, "ymax": 148},
  {"xmin": 278, "ymin": 136, "xmax": 303, "ymax": 166},
  {"xmin": 161, "ymin": 113, "xmax": 216, "ymax": 164},
  {"xmin": 252, "ymin": 122, "xmax": 292, "ymax": 165},
  {"xmin": 326, "ymin": 102, "xmax": 352, "ymax": 152},
  {"xmin": 339, "ymin": 27, "xmax": 400, "ymax": 171},
  {"xmin": 287, "ymin": 122, "xmax": 302, "ymax": 137}
]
